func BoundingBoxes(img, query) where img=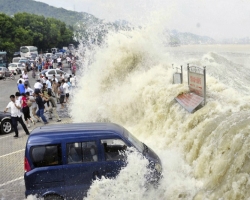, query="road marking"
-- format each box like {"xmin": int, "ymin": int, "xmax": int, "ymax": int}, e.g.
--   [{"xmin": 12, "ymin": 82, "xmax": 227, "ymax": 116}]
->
[
  {"xmin": 0, "ymin": 149, "xmax": 24, "ymax": 158},
  {"xmin": 0, "ymin": 176, "xmax": 23, "ymax": 187}
]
